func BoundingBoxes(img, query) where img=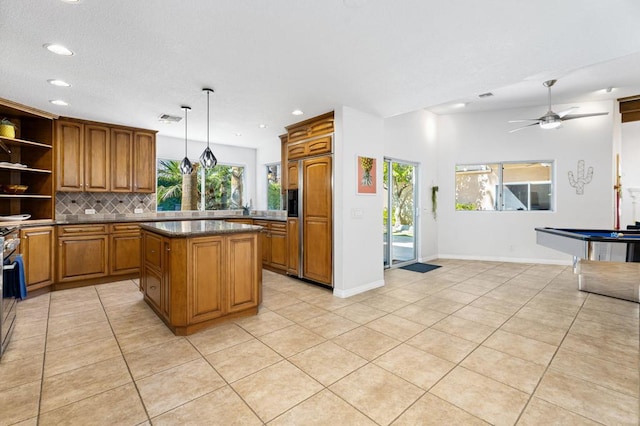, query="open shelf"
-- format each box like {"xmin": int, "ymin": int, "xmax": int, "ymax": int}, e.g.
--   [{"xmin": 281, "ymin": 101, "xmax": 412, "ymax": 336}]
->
[
  {"xmin": 0, "ymin": 164, "xmax": 52, "ymax": 174},
  {"xmin": 0, "ymin": 135, "xmax": 52, "ymax": 149}
]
